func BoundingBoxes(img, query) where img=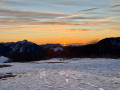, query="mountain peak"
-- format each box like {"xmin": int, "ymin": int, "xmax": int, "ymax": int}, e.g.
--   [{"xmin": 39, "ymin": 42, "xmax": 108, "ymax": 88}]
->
[
  {"xmin": 23, "ymin": 39, "xmax": 28, "ymax": 42},
  {"xmin": 17, "ymin": 40, "xmax": 34, "ymax": 45}
]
